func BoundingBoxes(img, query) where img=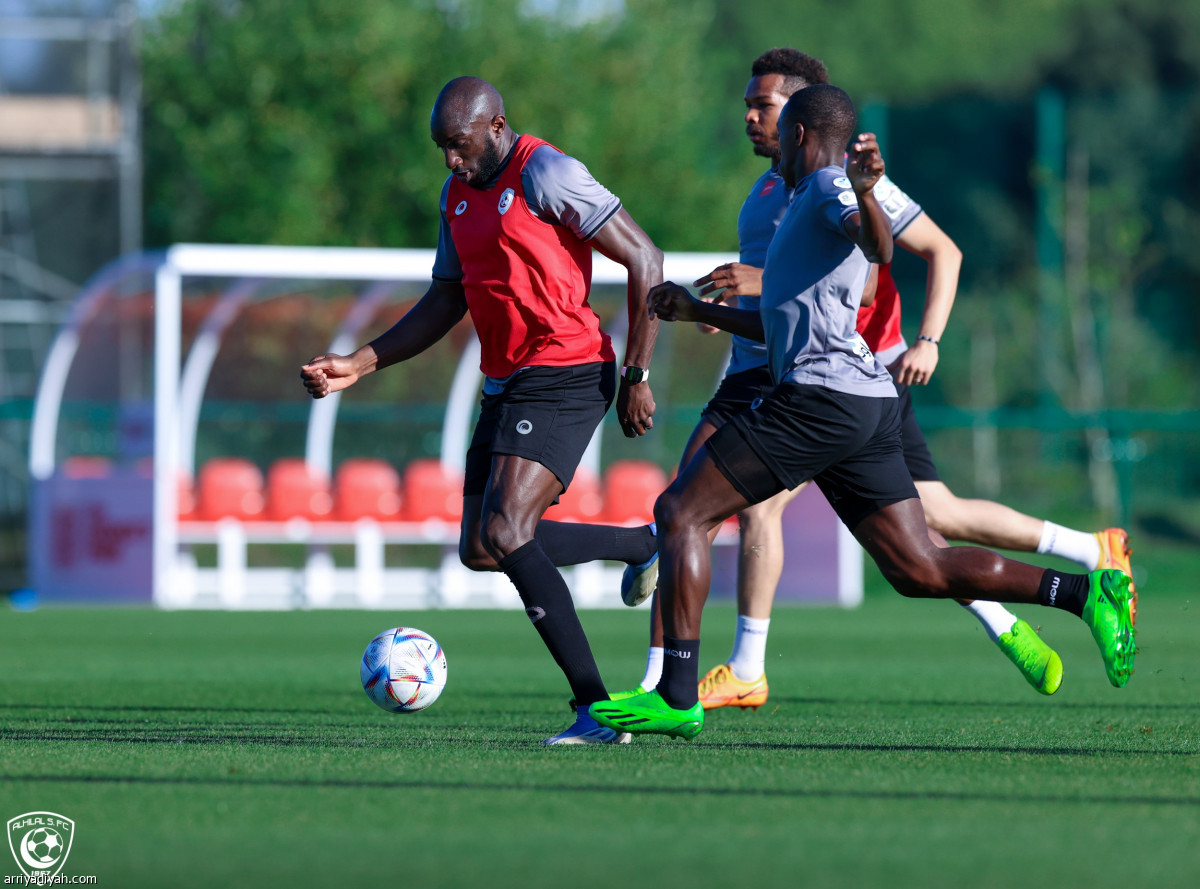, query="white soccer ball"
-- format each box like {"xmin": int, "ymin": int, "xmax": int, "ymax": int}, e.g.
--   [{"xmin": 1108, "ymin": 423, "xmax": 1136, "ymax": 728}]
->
[{"xmin": 360, "ymin": 627, "xmax": 448, "ymax": 713}]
